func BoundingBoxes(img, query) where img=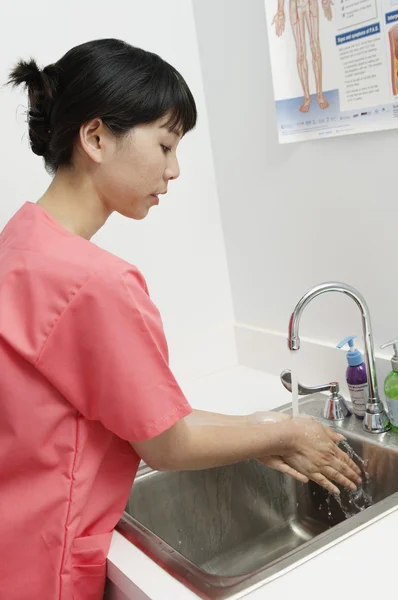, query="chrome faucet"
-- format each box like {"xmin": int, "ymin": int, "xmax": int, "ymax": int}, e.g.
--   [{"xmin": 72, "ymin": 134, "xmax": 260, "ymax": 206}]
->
[
  {"xmin": 288, "ymin": 282, "xmax": 391, "ymax": 434},
  {"xmin": 280, "ymin": 370, "xmax": 351, "ymax": 421}
]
